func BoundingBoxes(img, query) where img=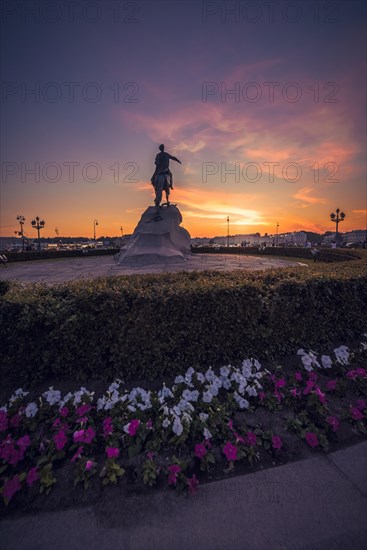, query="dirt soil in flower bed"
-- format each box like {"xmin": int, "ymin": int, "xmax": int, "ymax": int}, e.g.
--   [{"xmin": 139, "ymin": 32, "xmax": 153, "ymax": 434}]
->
[{"xmin": 1, "ymin": 337, "xmax": 366, "ymax": 520}]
